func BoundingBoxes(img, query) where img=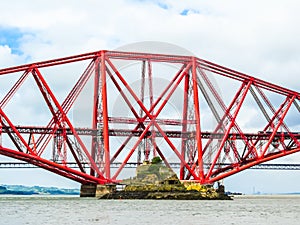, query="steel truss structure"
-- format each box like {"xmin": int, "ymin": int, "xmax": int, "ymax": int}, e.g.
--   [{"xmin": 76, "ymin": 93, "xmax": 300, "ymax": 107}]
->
[{"xmin": 0, "ymin": 50, "xmax": 300, "ymax": 185}]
